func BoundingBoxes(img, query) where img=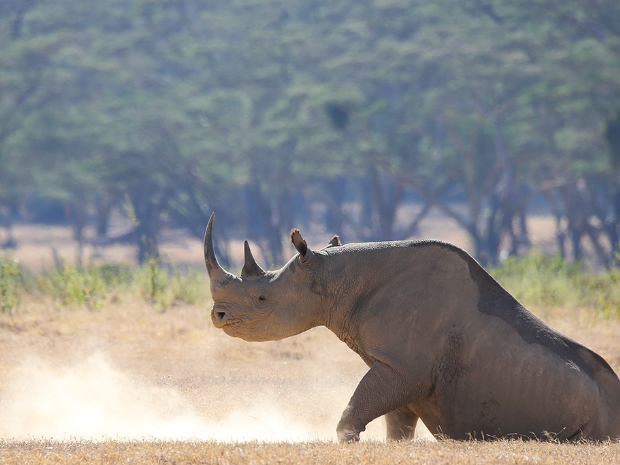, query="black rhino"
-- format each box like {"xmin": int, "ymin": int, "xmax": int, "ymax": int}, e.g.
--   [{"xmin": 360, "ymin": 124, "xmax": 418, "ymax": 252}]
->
[{"xmin": 204, "ymin": 214, "xmax": 620, "ymax": 442}]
